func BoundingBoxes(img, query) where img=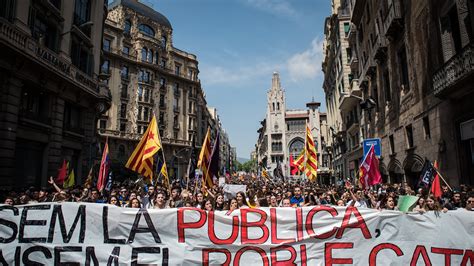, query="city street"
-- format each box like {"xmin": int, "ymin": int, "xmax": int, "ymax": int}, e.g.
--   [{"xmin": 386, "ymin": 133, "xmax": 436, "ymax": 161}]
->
[{"xmin": 0, "ymin": 0, "xmax": 473, "ymax": 265}]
